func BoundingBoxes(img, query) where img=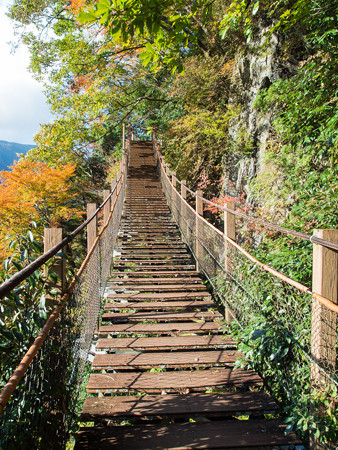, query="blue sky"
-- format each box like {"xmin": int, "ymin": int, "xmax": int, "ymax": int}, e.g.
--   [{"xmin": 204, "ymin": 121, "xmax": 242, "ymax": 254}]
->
[{"xmin": 0, "ymin": 0, "xmax": 53, "ymax": 144}]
